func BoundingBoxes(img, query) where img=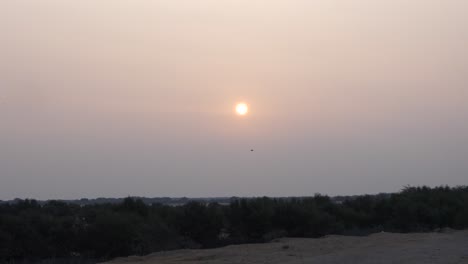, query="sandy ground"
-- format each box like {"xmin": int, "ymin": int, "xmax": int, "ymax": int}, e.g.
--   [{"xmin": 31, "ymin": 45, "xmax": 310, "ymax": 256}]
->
[{"xmin": 105, "ymin": 230, "xmax": 468, "ymax": 264}]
